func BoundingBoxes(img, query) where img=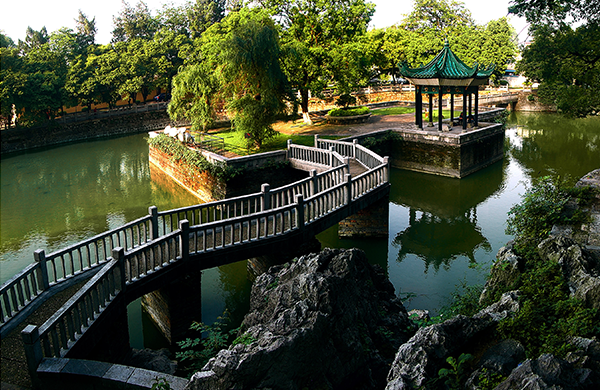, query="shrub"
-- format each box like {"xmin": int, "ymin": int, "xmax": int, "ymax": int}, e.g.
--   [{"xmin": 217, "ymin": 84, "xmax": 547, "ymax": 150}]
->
[
  {"xmin": 335, "ymin": 93, "xmax": 357, "ymax": 108},
  {"xmin": 148, "ymin": 133, "xmax": 241, "ymax": 182},
  {"xmin": 328, "ymin": 106, "xmax": 370, "ymax": 117},
  {"xmin": 505, "ymin": 175, "xmax": 594, "ymax": 245}
]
